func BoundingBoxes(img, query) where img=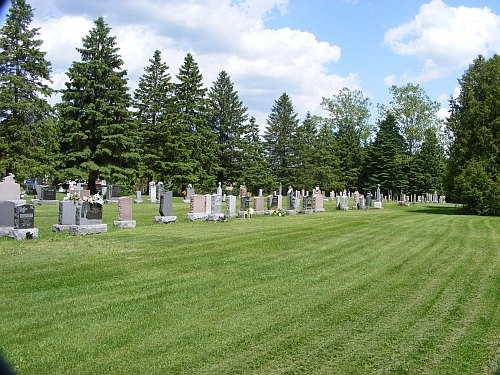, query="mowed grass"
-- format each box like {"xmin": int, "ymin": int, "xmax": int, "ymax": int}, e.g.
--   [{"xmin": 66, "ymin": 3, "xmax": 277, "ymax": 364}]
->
[{"xmin": 1, "ymin": 198, "xmax": 500, "ymax": 374}]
